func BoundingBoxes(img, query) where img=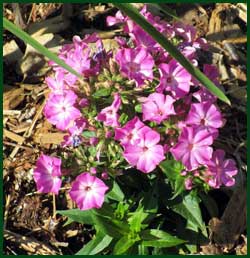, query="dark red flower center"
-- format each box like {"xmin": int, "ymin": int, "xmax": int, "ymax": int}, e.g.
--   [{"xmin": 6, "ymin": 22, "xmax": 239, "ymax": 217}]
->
[
  {"xmin": 166, "ymin": 76, "xmax": 172, "ymax": 83},
  {"xmin": 200, "ymin": 118, "xmax": 206, "ymax": 125},
  {"xmin": 84, "ymin": 186, "xmax": 92, "ymax": 191},
  {"xmin": 188, "ymin": 144, "xmax": 194, "ymax": 150}
]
